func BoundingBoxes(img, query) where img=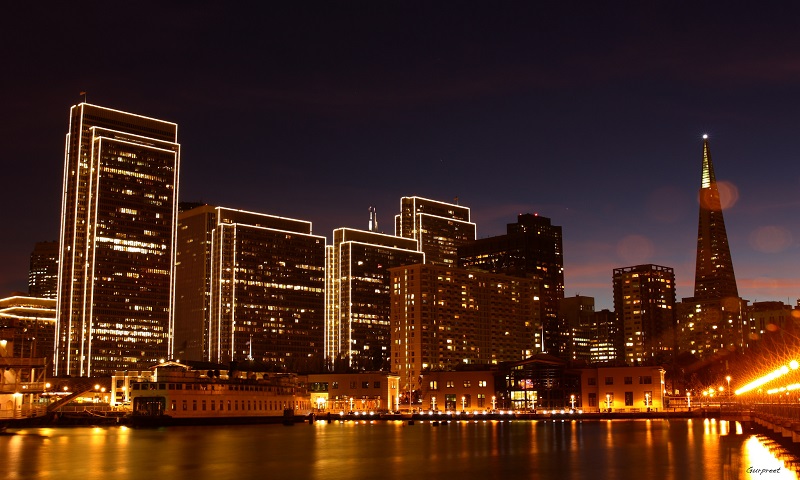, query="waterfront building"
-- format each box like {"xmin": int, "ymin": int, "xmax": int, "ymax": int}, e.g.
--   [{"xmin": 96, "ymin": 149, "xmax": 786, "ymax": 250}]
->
[
  {"xmin": 747, "ymin": 301, "xmax": 800, "ymax": 341},
  {"xmin": 580, "ymin": 365, "xmax": 666, "ymax": 412},
  {"xmin": 395, "ymin": 196, "xmax": 475, "ymax": 267},
  {"xmin": 306, "ymin": 372, "xmax": 400, "ymax": 413},
  {"xmin": 390, "ymin": 263, "xmax": 538, "ymax": 392},
  {"xmin": 174, "ymin": 205, "xmax": 325, "ymax": 369},
  {"xmin": 0, "ymin": 295, "xmax": 56, "ymax": 369},
  {"xmin": 419, "ymin": 368, "xmax": 498, "ymax": 412},
  {"xmin": 326, "ymin": 228, "xmax": 423, "ymax": 370},
  {"xmin": 678, "ymin": 136, "xmax": 747, "ymax": 357},
  {"xmin": 613, "ymin": 264, "xmax": 677, "ymax": 366},
  {"xmin": 28, "ymin": 241, "xmax": 59, "ymax": 299},
  {"xmin": 55, "ymin": 103, "xmax": 180, "ymax": 377},
  {"xmin": 459, "ymin": 213, "xmax": 564, "ymax": 357}
]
